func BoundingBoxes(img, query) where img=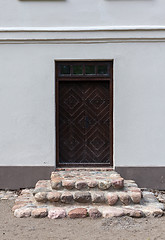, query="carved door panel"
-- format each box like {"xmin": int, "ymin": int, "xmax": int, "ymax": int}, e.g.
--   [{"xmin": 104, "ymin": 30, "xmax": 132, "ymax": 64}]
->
[{"xmin": 58, "ymin": 81, "xmax": 112, "ymax": 166}]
